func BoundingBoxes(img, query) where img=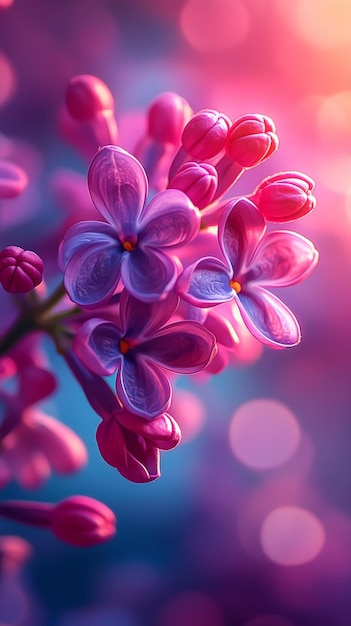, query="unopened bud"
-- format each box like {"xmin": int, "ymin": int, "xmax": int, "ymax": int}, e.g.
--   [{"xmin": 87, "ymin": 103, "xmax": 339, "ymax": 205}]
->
[
  {"xmin": 0, "ymin": 246, "xmax": 43, "ymax": 293},
  {"xmin": 52, "ymin": 496, "xmax": 116, "ymax": 547},
  {"xmin": 66, "ymin": 74, "xmax": 115, "ymax": 121},
  {"xmin": 251, "ymin": 171, "xmax": 316, "ymax": 222},
  {"xmin": 182, "ymin": 109, "xmax": 231, "ymax": 160},
  {"xmin": 168, "ymin": 161, "xmax": 218, "ymax": 209},
  {"xmin": 226, "ymin": 113, "xmax": 279, "ymax": 167},
  {"xmin": 147, "ymin": 92, "xmax": 192, "ymax": 145}
]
